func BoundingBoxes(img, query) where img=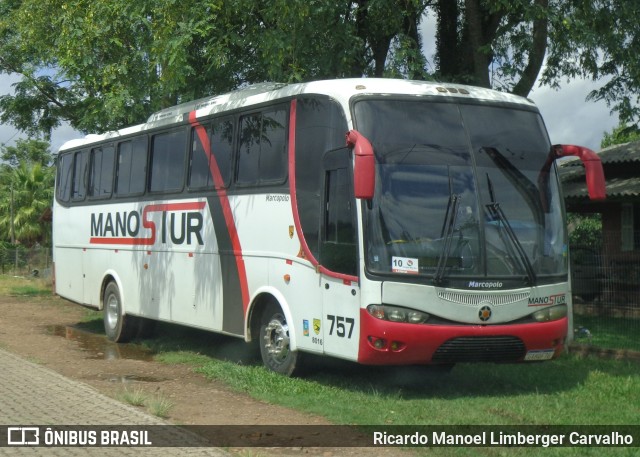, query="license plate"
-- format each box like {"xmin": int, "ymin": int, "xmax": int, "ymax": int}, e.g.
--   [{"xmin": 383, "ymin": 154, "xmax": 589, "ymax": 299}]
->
[{"xmin": 524, "ymin": 349, "xmax": 555, "ymax": 361}]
